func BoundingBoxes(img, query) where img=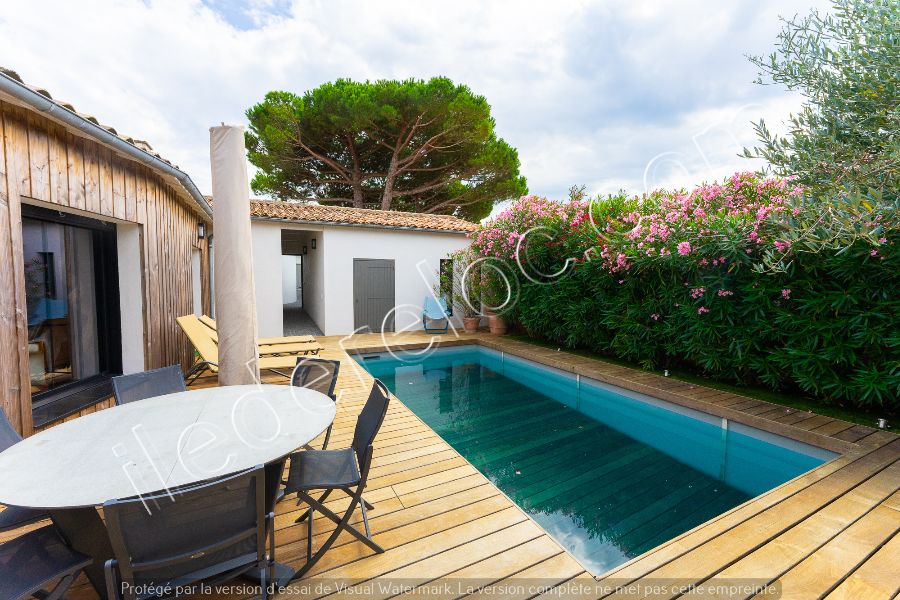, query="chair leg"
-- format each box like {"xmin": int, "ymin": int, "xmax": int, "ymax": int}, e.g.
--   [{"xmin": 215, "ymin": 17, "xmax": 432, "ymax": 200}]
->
[
  {"xmin": 184, "ymin": 361, "xmax": 214, "ymax": 386},
  {"xmin": 359, "ymin": 495, "xmax": 372, "ymax": 538},
  {"xmin": 296, "ymin": 489, "xmax": 383, "ymax": 554},
  {"xmin": 294, "ymin": 487, "xmax": 372, "ymax": 521},
  {"xmin": 321, "ymin": 424, "xmax": 332, "ymax": 450},
  {"xmin": 341, "ymin": 486, "xmax": 374, "ymax": 510},
  {"xmin": 295, "ymin": 488, "xmax": 334, "ymax": 523},
  {"xmin": 292, "ymin": 491, "xmax": 381, "ymax": 581},
  {"xmin": 259, "ymin": 559, "xmax": 268, "ymax": 600},
  {"xmin": 306, "ymin": 508, "xmax": 313, "ymax": 562},
  {"xmin": 267, "ymin": 511, "xmax": 276, "ymax": 596}
]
